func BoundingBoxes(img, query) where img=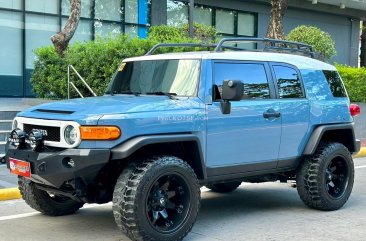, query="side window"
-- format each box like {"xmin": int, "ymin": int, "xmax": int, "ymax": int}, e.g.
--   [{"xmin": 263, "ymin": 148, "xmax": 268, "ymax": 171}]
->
[
  {"xmin": 323, "ymin": 70, "xmax": 347, "ymax": 97},
  {"xmin": 273, "ymin": 65, "xmax": 304, "ymax": 98},
  {"xmin": 214, "ymin": 63, "xmax": 270, "ymax": 100}
]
